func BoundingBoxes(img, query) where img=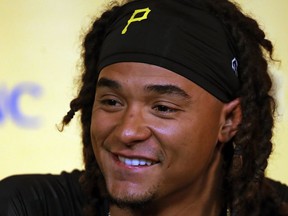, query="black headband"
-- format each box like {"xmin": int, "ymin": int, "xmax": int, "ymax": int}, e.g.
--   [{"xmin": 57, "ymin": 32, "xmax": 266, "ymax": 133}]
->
[{"xmin": 97, "ymin": 0, "xmax": 239, "ymax": 102}]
